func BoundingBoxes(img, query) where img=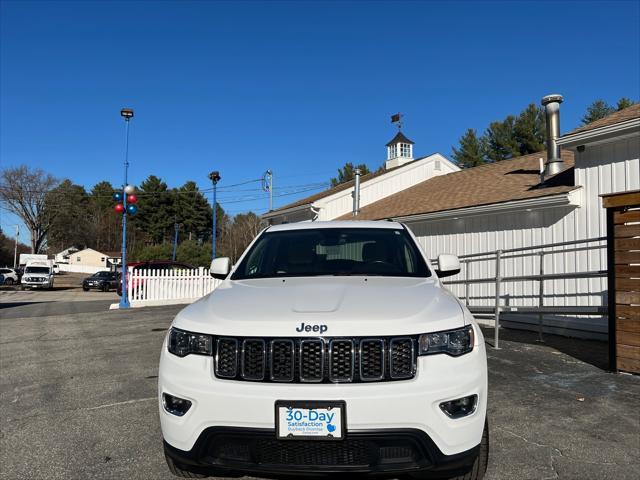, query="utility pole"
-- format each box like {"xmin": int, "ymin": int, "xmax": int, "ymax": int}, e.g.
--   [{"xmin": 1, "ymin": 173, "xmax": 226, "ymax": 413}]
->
[
  {"xmin": 13, "ymin": 225, "xmax": 19, "ymax": 269},
  {"xmin": 263, "ymin": 170, "xmax": 273, "ymax": 211},
  {"xmin": 208, "ymin": 171, "xmax": 221, "ymax": 260},
  {"xmin": 172, "ymin": 222, "xmax": 180, "ymax": 261}
]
